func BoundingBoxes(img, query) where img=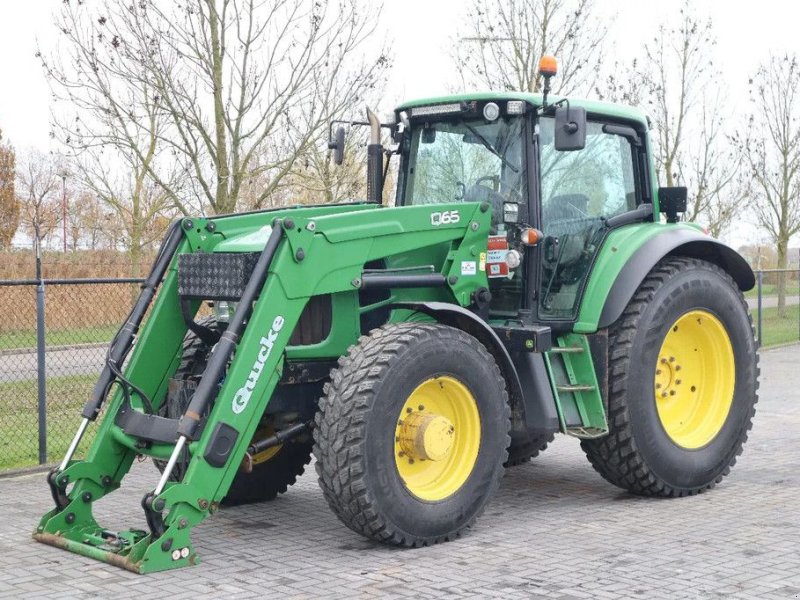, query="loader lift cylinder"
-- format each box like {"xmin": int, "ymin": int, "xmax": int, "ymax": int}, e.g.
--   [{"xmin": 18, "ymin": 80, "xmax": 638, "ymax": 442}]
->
[
  {"xmin": 155, "ymin": 219, "xmax": 283, "ymax": 508},
  {"xmin": 175, "ymin": 220, "xmax": 285, "ymax": 441},
  {"xmin": 55, "ymin": 220, "xmax": 184, "ymax": 476}
]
